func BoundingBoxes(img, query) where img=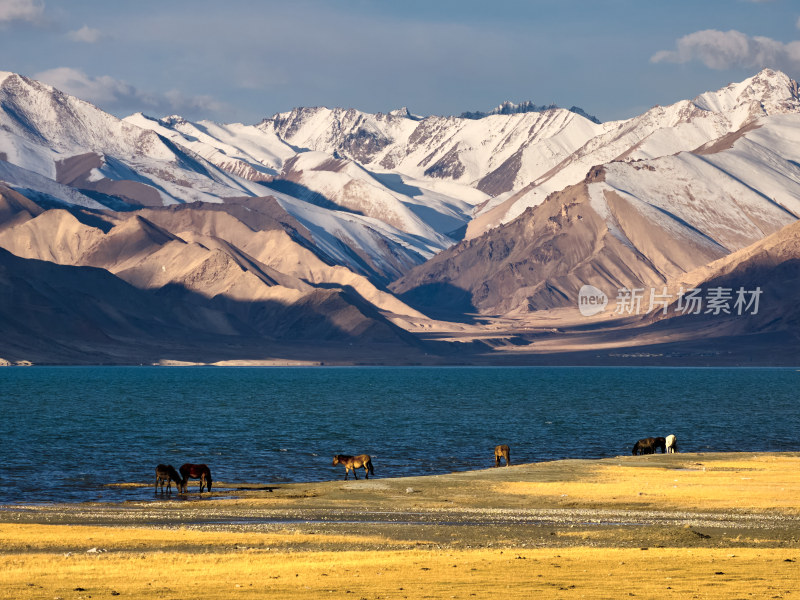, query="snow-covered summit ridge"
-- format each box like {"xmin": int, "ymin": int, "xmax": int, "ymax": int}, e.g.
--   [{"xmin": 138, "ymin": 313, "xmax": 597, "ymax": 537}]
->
[
  {"xmin": 691, "ymin": 68, "xmax": 800, "ymax": 118},
  {"xmin": 258, "ymin": 102, "xmax": 605, "ymax": 194},
  {"xmin": 460, "ymin": 100, "xmax": 601, "ymax": 124},
  {"xmin": 0, "ymin": 72, "xmax": 175, "ymax": 163},
  {"xmin": 467, "ymin": 68, "xmax": 800, "ymax": 236}
]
